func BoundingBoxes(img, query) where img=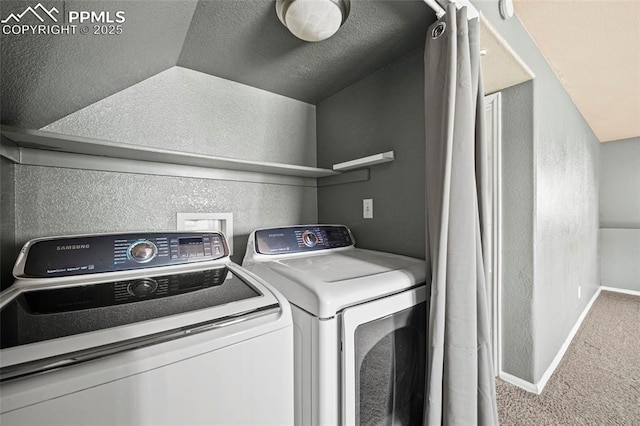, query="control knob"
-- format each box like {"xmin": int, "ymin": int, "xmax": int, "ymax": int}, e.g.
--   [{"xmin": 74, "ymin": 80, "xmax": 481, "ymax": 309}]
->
[
  {"xmin": 128, "ymin": 240, "xmax": 158, "ymax": 263},
  {"xmin": 302, "ymin": 230, "xmax": 319, "ymax": 248}
]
